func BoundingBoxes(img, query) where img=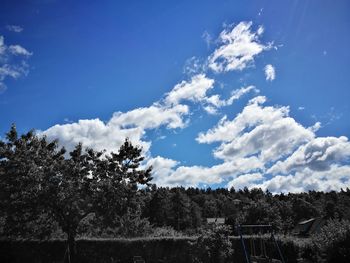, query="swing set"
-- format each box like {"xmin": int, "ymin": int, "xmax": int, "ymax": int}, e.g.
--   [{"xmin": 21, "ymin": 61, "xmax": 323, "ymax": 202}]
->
[{"xmin": 237, "ymin": 224, "xmax": 285, "ymax": 263}]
